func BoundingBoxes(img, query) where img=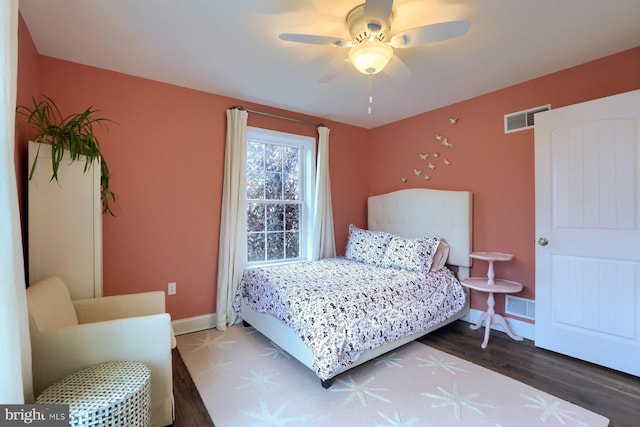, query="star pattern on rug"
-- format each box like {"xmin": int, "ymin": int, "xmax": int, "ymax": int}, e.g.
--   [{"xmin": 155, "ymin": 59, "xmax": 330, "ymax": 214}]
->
[
  {"xmin": 416, "ymin": 354, "xmax": 469, "ymax": 375},
  {"xmin": 376, "ymin": 410, "xmax": 419, "ymax": 426},
  {"xmin": 331, "ymin": 375, "xmax": 391, "ymax": 407},
  {"xmin": 200, "ymin": 359, "xmax": 233, "ymax": 376},
  {"xmin": 374, "ymin": 351, "xmax": 404, "ymax": 368},
  {"xmin": 188, "ymin": 332, "xmax": 236, "ymax": 352},
  {"xmin": 521, "ymin": 394, "xmax": 589, "ymax": 426},
  {"xmin": 176, "ymin": 328, "xmax": 608, "ymax": 427},
  {"xmin": 421, "ymin": 382, "xmax": 497, "ymax": 419},
  {"xmin": 240, "ymin": 399, "xmax": 314, "ymax": 426},
  {"xmin": 262, "ymin": 344, "xmax": 292, "ymax": 359},
  {"xmin": 237, "ymin": 370, "xmax": 281, "ymax": 392}
]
